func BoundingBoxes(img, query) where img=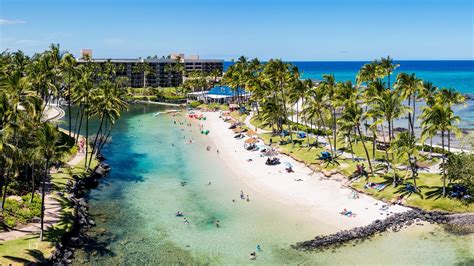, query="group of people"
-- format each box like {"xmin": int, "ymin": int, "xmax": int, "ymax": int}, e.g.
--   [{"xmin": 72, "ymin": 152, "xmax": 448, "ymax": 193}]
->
[
  {"xmin": 240, "ymin": 190, "xmax": 250, "ymax": 202},
  {"xmin": 355, "ymin": 163, "xmax": 368, "ymax": 178}
]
